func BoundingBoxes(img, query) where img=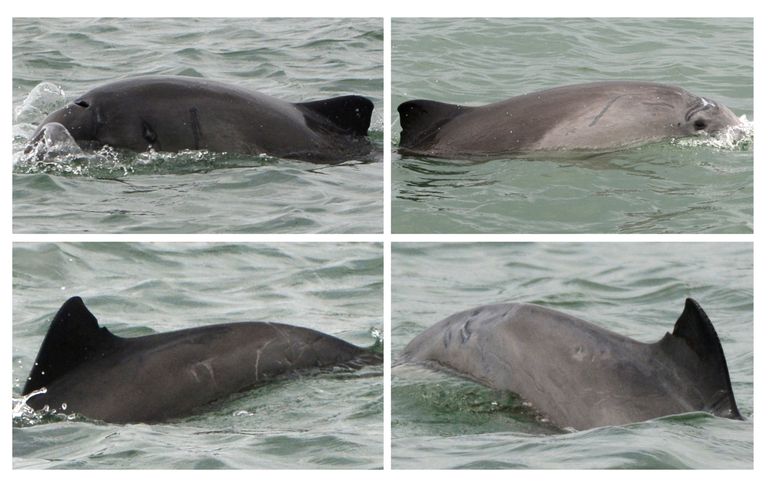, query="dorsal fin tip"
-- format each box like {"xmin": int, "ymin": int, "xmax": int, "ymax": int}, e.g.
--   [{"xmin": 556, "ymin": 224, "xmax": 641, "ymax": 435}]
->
[
  {"xmin": 297, "ymin": 95, "xmax": 373, "ymax": 137},
  {"xmin": 22, "ymin": 297, "xmax": 119, "ymax": 394},
  {"xmin": 673, "ymin": 297, "xmax": 718, "ymax": 350},
  {"xmin": 63, "ymin": 295, "xmax": 87, "ymax": 311},
  {"xmin": 684, "ymin": 296, "xmax": 700, "ymax": 312}
]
